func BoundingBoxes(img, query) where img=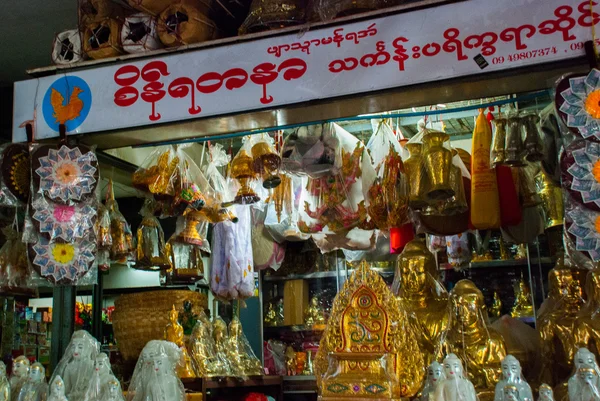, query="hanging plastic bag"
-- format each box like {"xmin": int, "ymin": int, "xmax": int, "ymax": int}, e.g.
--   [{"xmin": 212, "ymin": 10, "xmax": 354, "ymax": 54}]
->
[
  {"xmin": 105, "ymin": 180, "xmax": 134, "ymax": 263},
  {"xmin": 188, "ymin": 311, "xmax": 230, "ymax": 377},
  {"xmin": 134, "ymin": 199, "xmax": 170, "ymax": 271},
  {"xmin": 264, "ymin": 173, "xmax": 309, "ymax": 242},
  {"xmin": 0, "ymin": 225, "xmax": 32, "ymax": 291},
  {"xmin": 446, "ymin": 233, "xmax": 471, "ymax": 269},
  {"xmin": 226, "ymin": 316, "xmax": 264, "ymax": 378},
  {"xmin": 0, "ymin": 143, "xmax": 29, "ymax": 207},
  {"xmin": 251, "ymin": 207, "xmax": 285, "ymax": 271}
]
